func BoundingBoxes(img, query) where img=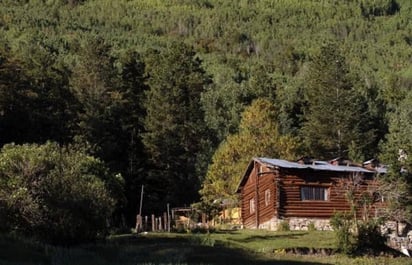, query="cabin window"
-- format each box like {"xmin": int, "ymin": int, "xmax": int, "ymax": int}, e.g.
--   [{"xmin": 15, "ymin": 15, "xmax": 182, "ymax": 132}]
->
[
  {"xmin": 300, "ymin": 186, "xmax": 328, "ymax": 201},
  {"xmin": 264, "ymin": 189, "xmax": 271, "ymax": 206},
  {"xmin": 249, "ymin": 198, "xmax": 255, "ymax": 214}
]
